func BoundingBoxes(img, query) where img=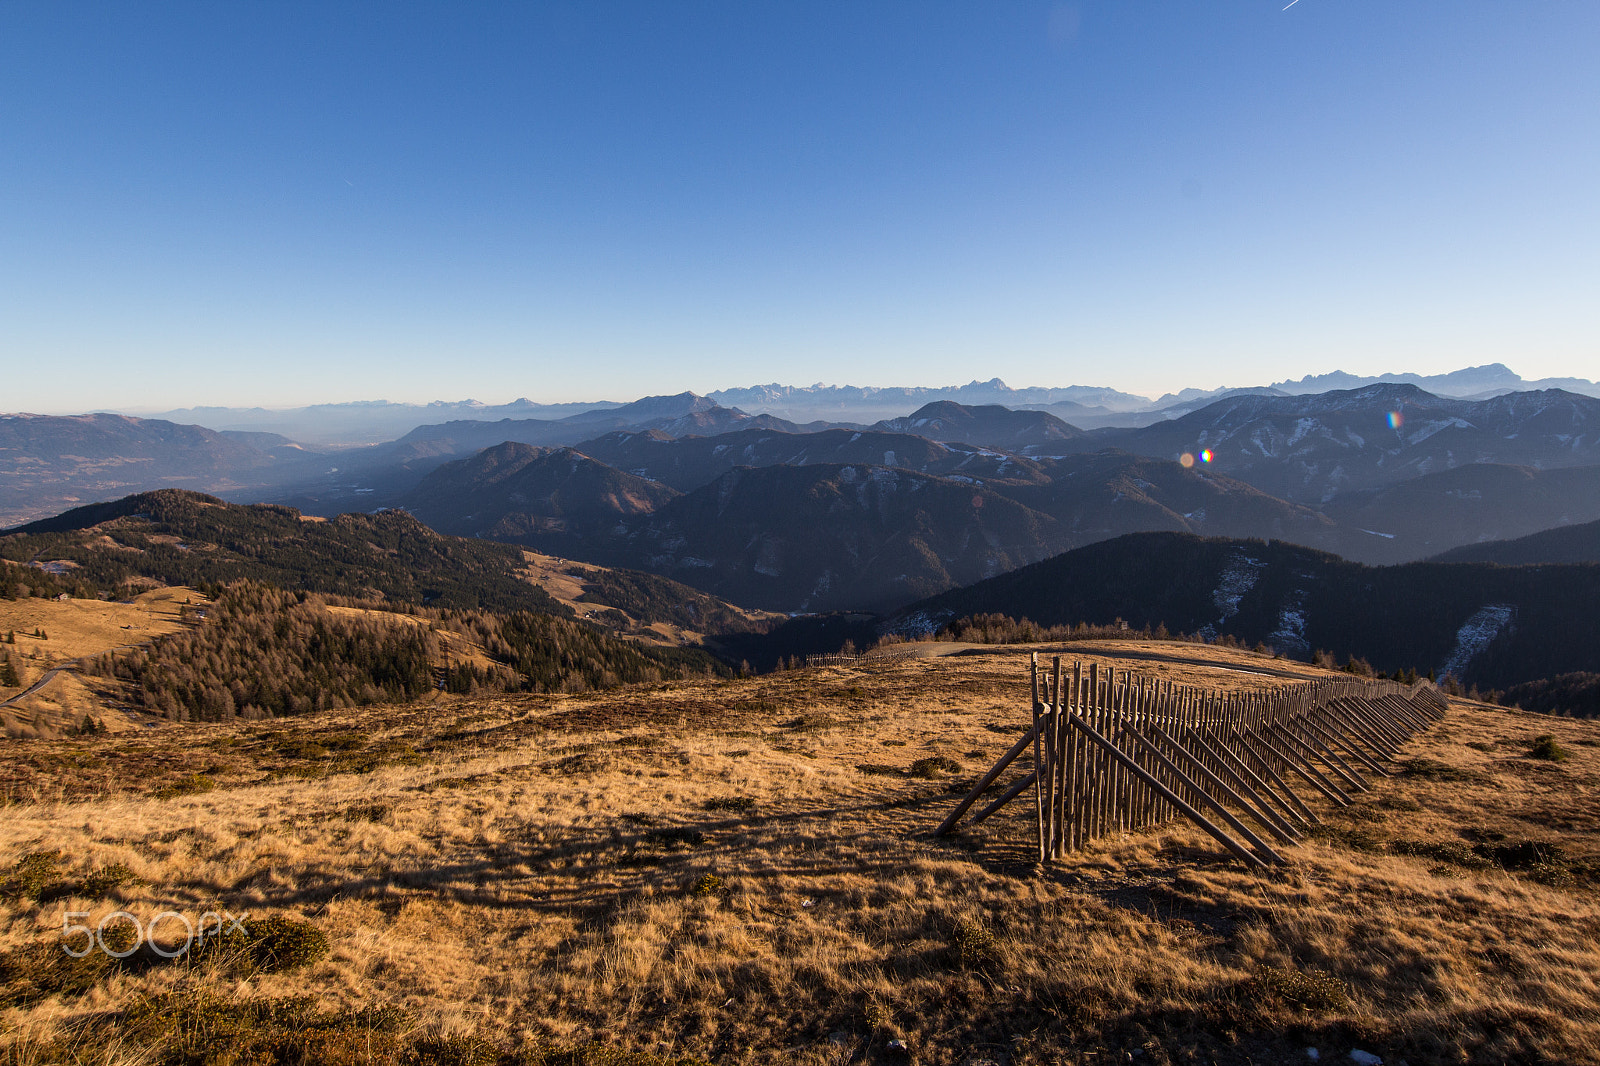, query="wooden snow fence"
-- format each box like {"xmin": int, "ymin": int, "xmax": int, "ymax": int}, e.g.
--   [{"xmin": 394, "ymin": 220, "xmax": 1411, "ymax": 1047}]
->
[{"xmin": 936, "ymin": 654, "xmax": 1448, "ymax": 870}]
